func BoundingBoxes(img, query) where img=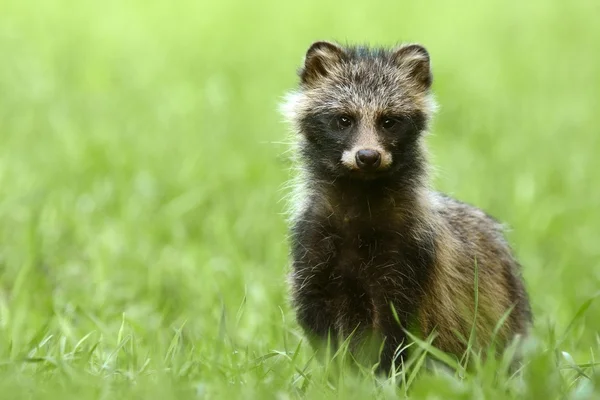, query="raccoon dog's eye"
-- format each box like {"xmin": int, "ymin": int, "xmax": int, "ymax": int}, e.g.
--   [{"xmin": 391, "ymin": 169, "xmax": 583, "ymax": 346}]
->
[
  {"xmin": 332, "ymin": 115, "xmax": 353, "ymax": 131},
  {"xmin": 381, "ymin": 117, "xmax": 398, "ymax": 130}
]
